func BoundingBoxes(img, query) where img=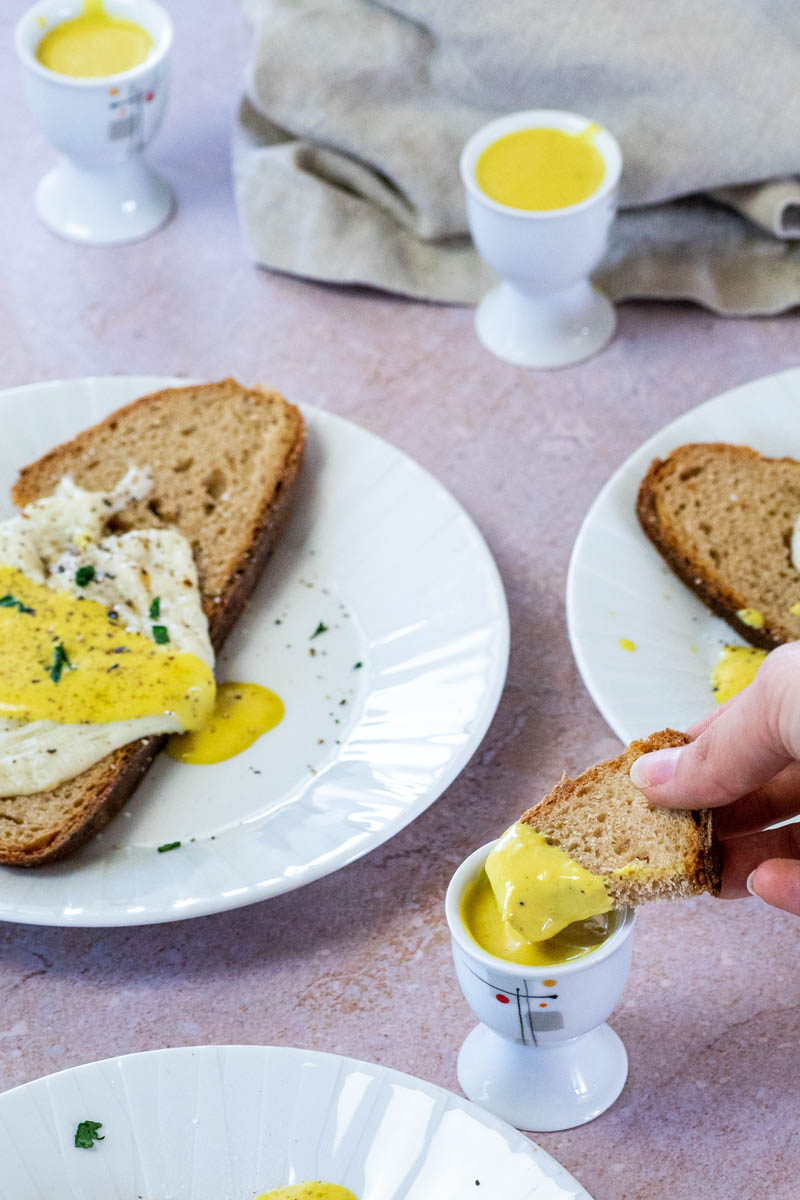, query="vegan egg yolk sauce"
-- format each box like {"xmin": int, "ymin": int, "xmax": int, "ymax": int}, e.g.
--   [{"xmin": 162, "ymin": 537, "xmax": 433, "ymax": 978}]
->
[
  {"xmin": 475, "ymin": 125, "xmax": 606, "ymax": 211},
  {"xmin": 167, "ymin": 681, "xmax": 285, "ymax": 765},
  {"xmin": 36, "ymin": 0, "xmax": 153, "ymax": 78},
  {"xmin": 0, "ymin": 566, "xmax": 214, "ymax": 730},
  {"xmin": 461, "ymin": 821, "xmax": 614, "ymax": 966},
  {"xmin": 258, "ymin": 1186, "xmax": 358, "ymax": 1200},
  {"xmin": 0, "ymin": 573, "xmax": 284, "ymax": 772},
  {"xmin": 0, "ymin": 571, "xmax": 284, "ymax": 774},
  {"xmin": 0, "ymin": 469, "xmax": 287, "ymax": 789}
]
